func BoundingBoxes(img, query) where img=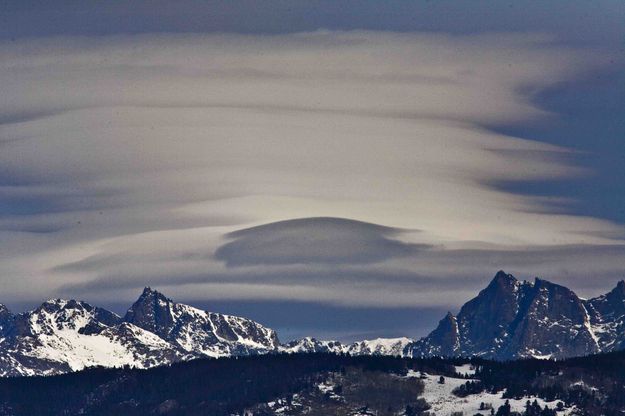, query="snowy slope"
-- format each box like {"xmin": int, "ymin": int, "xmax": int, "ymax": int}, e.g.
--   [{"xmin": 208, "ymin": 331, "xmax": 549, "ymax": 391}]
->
[
  {"xmin": 407, "ymin": 370, "xmax": 575, "ymax": 415},
  {"xmin": 0, "ymin": 298, "xmax": 189, "ymax": 376},
  {"xmin": 251, "ymin": 365, "xmax": 576, "ymax": 415}
]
